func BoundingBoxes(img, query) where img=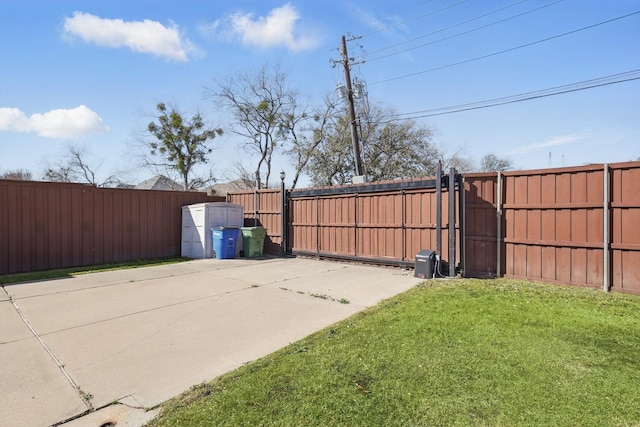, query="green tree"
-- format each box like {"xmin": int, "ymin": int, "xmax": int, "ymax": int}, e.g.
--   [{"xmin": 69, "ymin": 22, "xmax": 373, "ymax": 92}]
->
[
  {"xmin": 306, "ymin": 113, "xmax": 354, "ymax": 186},
  {"xmin": 282, "ymin": 96, "xmax": 337, "ymax": 189},
  {"xmin": 146, "ymin": 103, "xmax": 222, "ymax": 191},
  {"xmin": 307, "ymin": 105, "xmax": 444, "ymax": 186}
]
